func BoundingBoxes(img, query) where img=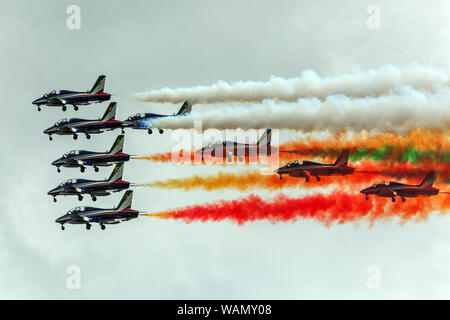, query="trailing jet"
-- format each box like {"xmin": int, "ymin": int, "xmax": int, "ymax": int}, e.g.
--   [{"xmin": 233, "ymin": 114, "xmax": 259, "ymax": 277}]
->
[
  {"xmin": 51, "ymin": 135, "xmax": 130, "ymax": 173},
  {"xmin": 32, "ymin": 75, "xmax": 110, "ymax": 111},
  {"xmin": 195, "ymin": 129, "xmax": 274, "ymax": 162},
  {"xmin": 274, "ymin": 150, "xmax": 353, "ymax": 181},
  {"xmin": 55, "ymin": 190, "xmax": 139, "ymax": 230},
  {"xmin": 122, "ymin": 100, "xmax": 192, "ymax": 134},
  {"xmin": 47, "ymin": 162, "xmax": 129, "ymax": 202},
  {"xmin": 43, "ymin": 102, "xmax": 123, "ymax": 141},
  {"xmin": 360, "ymin": 171, "xmax": 439, "ymax": 202}
]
